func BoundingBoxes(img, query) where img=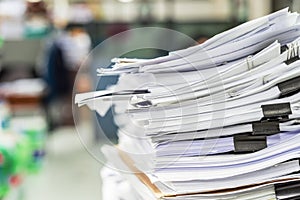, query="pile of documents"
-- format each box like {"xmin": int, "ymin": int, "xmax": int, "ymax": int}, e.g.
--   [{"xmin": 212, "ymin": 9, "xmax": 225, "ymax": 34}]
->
[{"xmin": 76, "ymin": 8, "xmax": 300, "ymax": 199}]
